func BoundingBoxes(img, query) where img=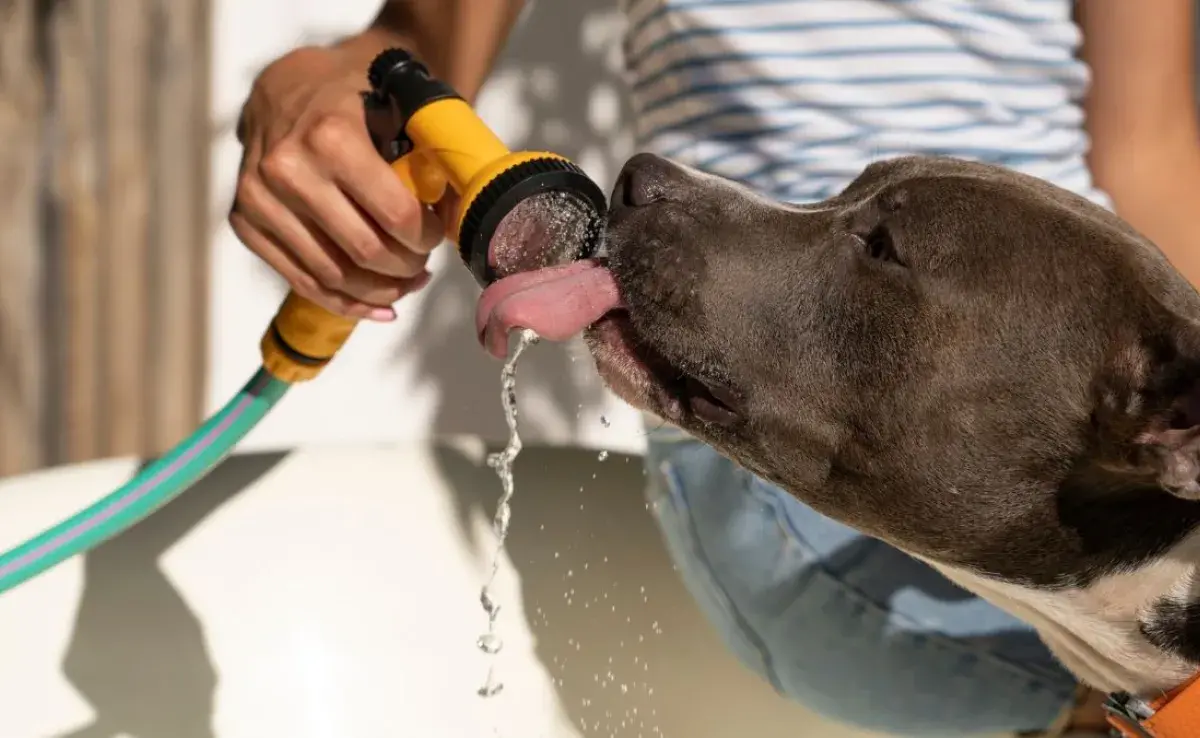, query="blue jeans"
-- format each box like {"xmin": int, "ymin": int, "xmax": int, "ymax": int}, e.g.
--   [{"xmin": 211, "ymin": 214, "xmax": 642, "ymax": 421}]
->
[{"xmin": 643, "ymin": 422, "xmax": 1079, "ymax": 736}]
